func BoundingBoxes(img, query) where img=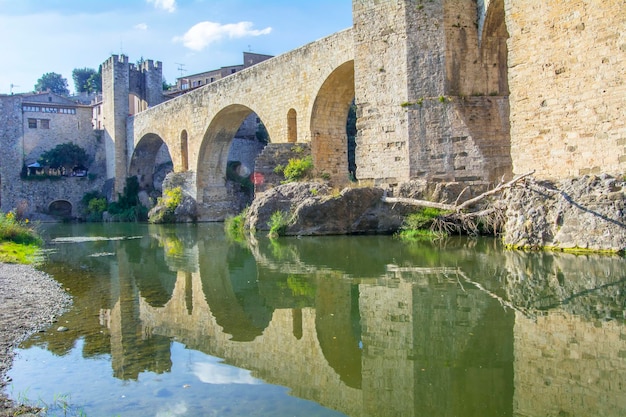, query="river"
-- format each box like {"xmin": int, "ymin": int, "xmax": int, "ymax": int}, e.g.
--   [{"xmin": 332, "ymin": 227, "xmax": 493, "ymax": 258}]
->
[{"xmin": 4, "ymin": 222, "xmax": 626, "ymax": 416}]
